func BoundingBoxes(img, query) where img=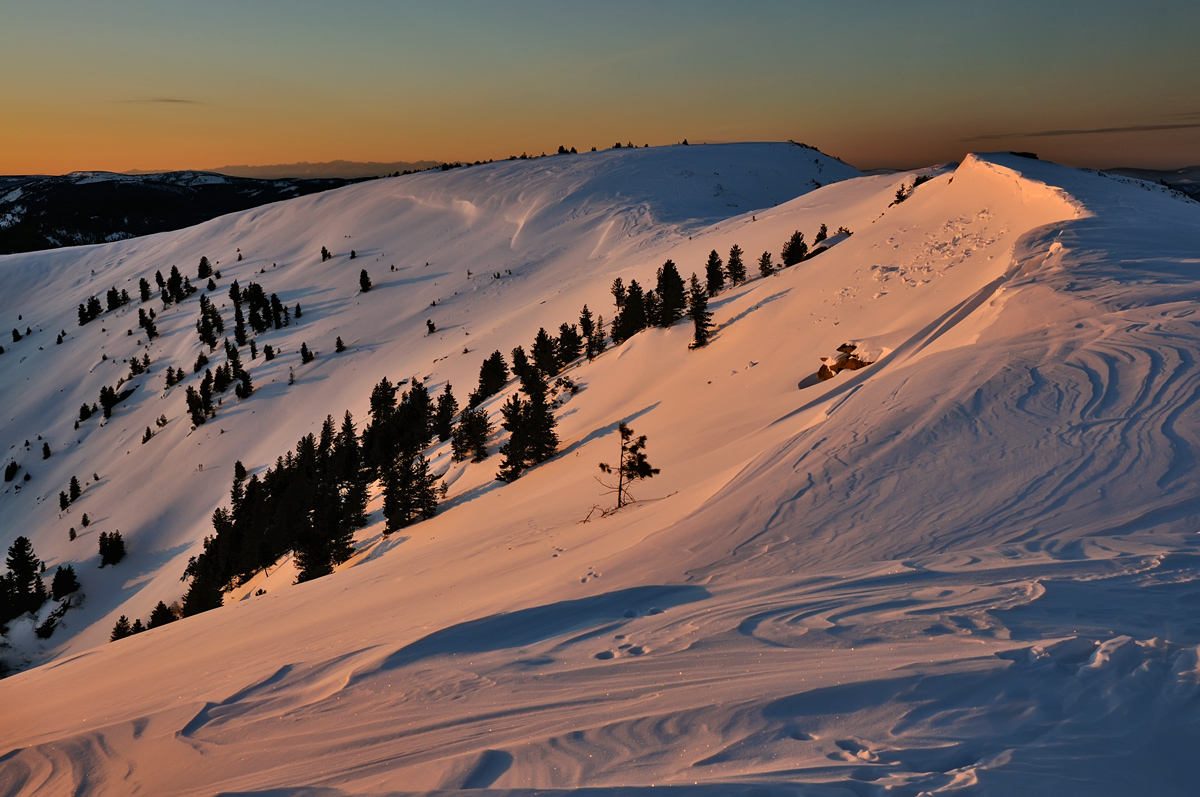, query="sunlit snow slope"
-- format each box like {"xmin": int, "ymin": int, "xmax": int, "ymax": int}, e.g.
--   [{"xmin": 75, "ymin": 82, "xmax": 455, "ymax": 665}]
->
[{"xmin": 4, "ymin": 144, "xmax": 1200, "ymax": 795}]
